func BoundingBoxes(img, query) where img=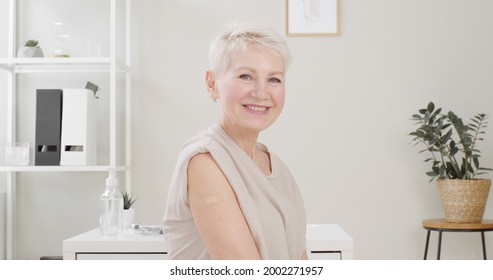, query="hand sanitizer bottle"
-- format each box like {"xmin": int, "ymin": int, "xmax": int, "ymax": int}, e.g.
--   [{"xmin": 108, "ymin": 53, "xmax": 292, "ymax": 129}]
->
[{"xmin": 99, "ymin": 170, "xmax": 123, "ymax": 236}]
